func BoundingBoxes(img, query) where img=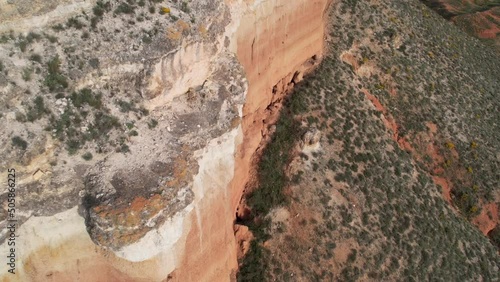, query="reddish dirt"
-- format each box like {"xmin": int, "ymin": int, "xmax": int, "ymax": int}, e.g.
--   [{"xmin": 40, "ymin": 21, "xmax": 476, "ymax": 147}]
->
[
  {"xmin": 361, "ymin": 89, "xmax": 499, "ymax": 233},
  {"xmin": 362, "ymin": 89, "xmax": 453, "ymax": 201},
  {"xmin": 361, "ymin": 89, "xmax": 413, "ymax": 153},
  {"xmin": 432, "ymin": 176, "xmax": 452, "ymax": 203},
  {"xmin": 92, "ymin": 194, "xmax": 166, "ymax": 246},
  {"xmin": 472, "ymin": 202, "xmax": 499, "ymax": 235}
]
